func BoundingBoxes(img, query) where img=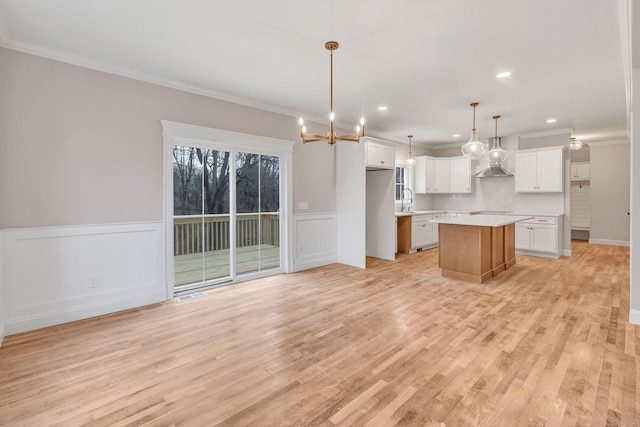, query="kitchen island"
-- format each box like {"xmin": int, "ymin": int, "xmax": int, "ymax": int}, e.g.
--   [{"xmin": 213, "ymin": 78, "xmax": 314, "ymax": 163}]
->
[{"xmin": 430, "ymin": 214, "xmax": 533, "ymax": 283}]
